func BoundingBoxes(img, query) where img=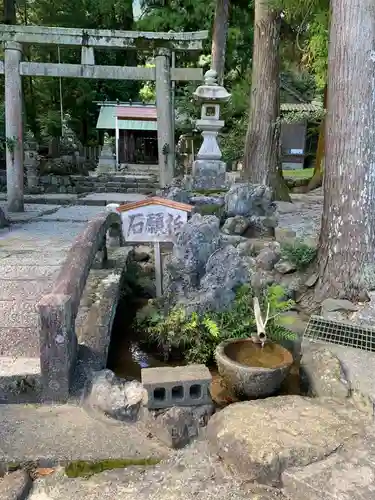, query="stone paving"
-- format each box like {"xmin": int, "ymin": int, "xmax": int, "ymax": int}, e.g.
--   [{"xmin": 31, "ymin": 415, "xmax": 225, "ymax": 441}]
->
[{"xmin": 0, "ymin": 205, "xmax": 104, "ymax": 390}]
